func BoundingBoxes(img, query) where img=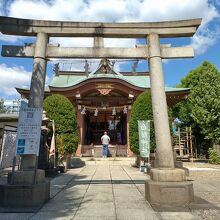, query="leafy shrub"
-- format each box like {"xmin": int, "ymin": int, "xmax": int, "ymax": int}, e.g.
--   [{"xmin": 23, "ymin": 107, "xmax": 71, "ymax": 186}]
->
[
  {"xmin": 43, "ymin": 94, "xmax": 78, "ymax": 155},
  {"xmin": 56, "ymin": 133, "xmax": 78, "ymax": 155},
  {"xmin": 208, "ymin": 148, "xmax": 220, "ymax": 164},
  {"xmin": 129, "ymin": 91, "xmax": 155, "ymax": 155}
]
